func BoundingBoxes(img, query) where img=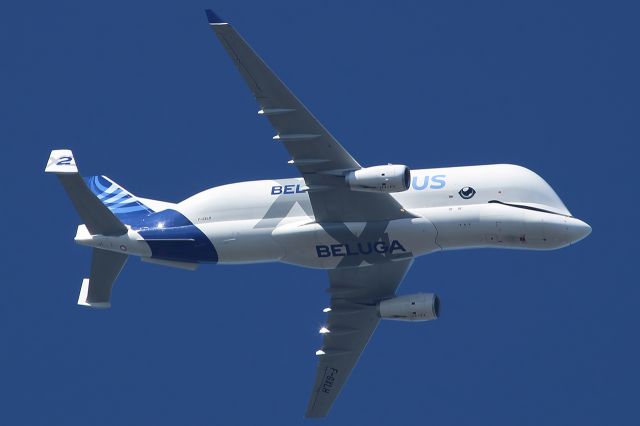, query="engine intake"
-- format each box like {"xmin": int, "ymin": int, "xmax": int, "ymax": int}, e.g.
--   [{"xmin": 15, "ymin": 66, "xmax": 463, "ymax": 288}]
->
[
  {"xmin": 346, "ymin": 165, "xmax": 411, "ymax": 193},
  {"xmin": 378, "ymin": 293, "xmax": 440, "ymax": 322}
]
